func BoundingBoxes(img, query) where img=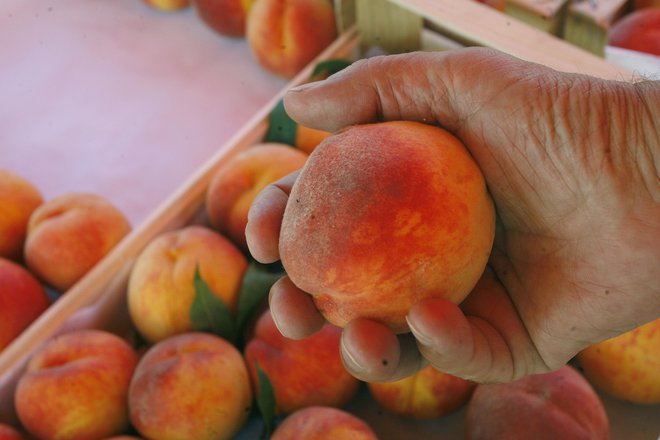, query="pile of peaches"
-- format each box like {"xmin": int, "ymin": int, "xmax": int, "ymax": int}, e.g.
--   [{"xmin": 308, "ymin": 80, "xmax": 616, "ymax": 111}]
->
[
  {"xmin": 2, "ymin": 99, "xmax": 659, "ymax": 440},
  {"xmin": 142, "ymin": 0, "xmax": 339, "ymax": 79}
]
